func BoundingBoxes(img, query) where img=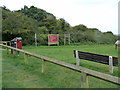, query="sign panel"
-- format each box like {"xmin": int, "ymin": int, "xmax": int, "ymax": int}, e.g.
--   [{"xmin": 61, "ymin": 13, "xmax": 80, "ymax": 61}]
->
[{"xmin": 48, "ymin": 34, "xmax": 59, "ymax": 45}]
